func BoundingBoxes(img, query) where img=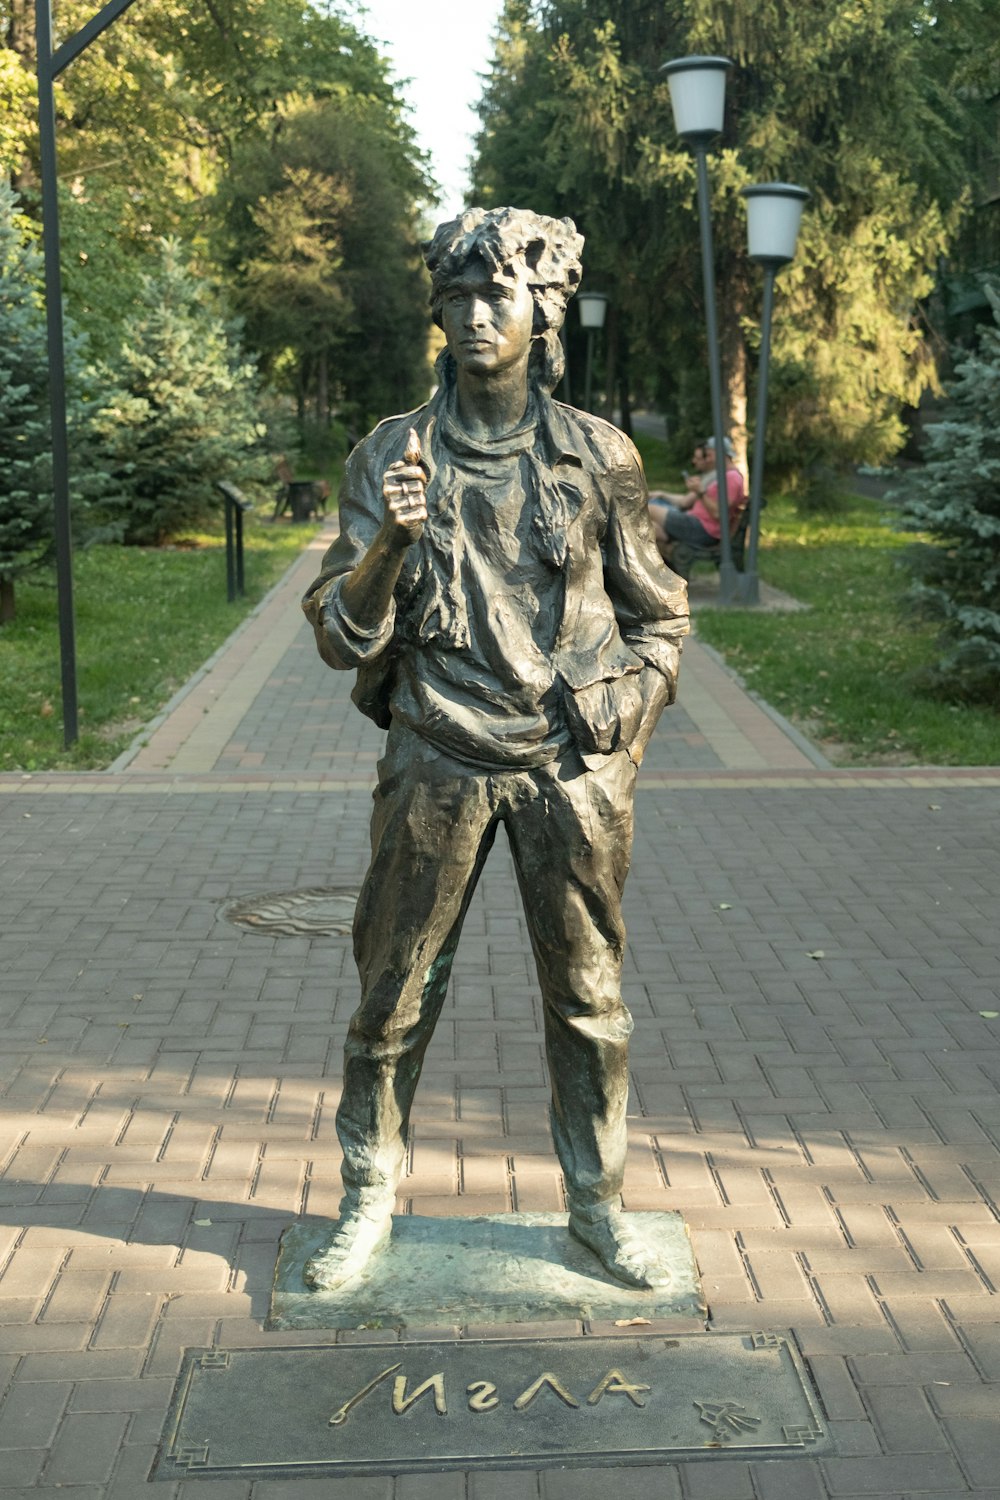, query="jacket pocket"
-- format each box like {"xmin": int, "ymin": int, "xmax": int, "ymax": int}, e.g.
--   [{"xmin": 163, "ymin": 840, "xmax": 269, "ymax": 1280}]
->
[{"xmin": 562, "ymin": 671, "xmax": 644, "ymax": 756}]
